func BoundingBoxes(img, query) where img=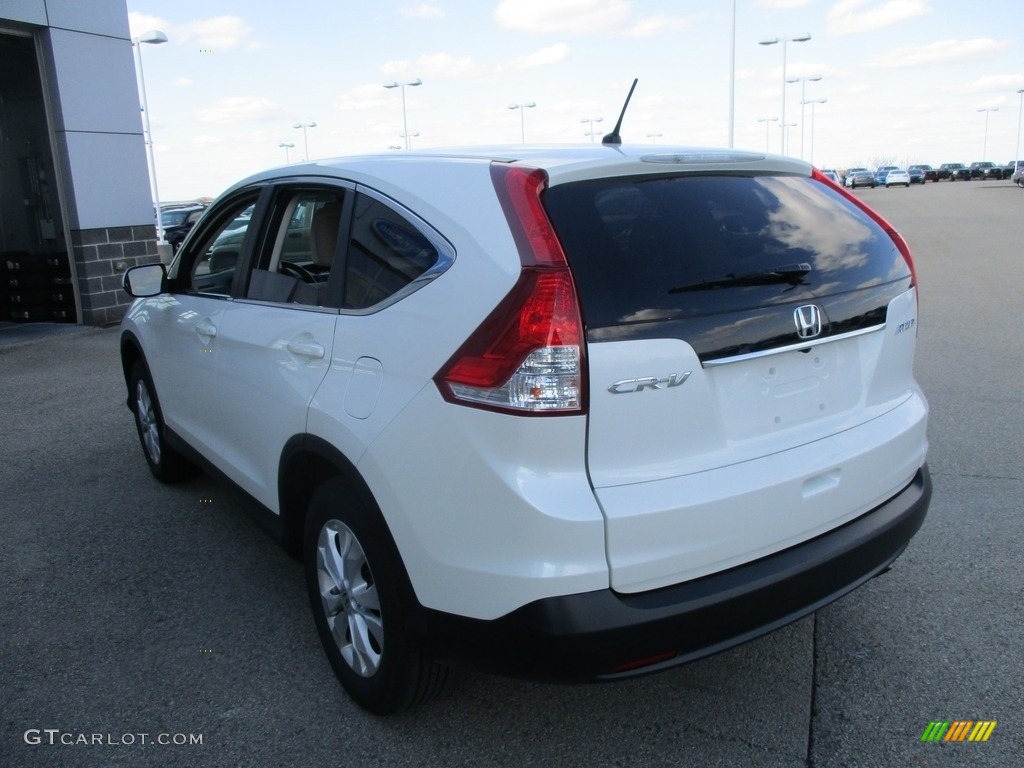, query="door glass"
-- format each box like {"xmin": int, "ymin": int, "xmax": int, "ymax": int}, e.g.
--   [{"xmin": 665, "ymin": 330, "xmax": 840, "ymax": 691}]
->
[{"xmin": 188, "ymin": 203, "xmax": 256, "ymax": 296}]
